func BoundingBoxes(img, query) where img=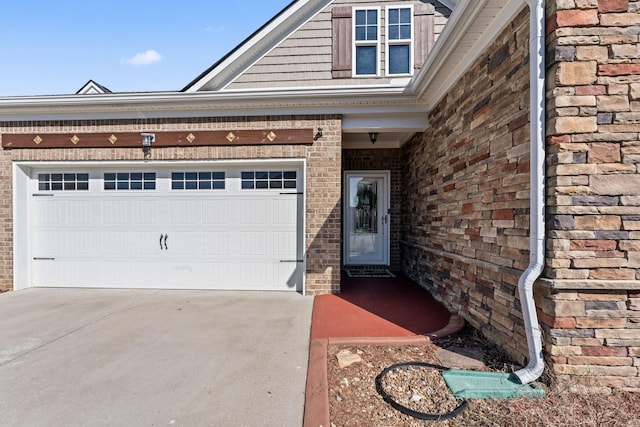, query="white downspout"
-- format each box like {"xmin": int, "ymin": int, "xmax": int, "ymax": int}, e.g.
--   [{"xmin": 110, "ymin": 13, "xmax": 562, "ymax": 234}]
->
[{"xmin": 514, "ymin": 0, "xmax": 546, "ymax": 384}]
